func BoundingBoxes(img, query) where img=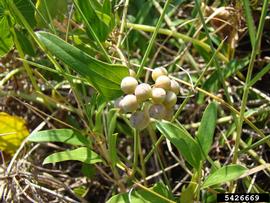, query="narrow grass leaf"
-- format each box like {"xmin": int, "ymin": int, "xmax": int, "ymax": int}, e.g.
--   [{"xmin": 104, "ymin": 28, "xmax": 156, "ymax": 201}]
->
[
  {"xmin": 242, "ymin": 0, "xmax": 256, "ymax": 48},
  {"xmin": 28, "ymin": 129, "xmax": 91, "ymax": 146},
  {"xmin": 43, "ymin": 147, "xmax": 102, "ymax": 165},
  {"xmin": 36, "ymin": 31, "xmax": 129, "ymax": 100},
  {"xmin": 196, "ymin": 102, "xmax": 217, "ymax": 159},
  {"xmin": 107, "ymin": 109, "xmax": 119, "ymax": 166},
  {"xmin": 156, "ymin": 120, "xmax": 202, "ymax": 170},
  {"xmin": 202, "ymin": 164, "xmax": 248, "ymax": 188}
]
